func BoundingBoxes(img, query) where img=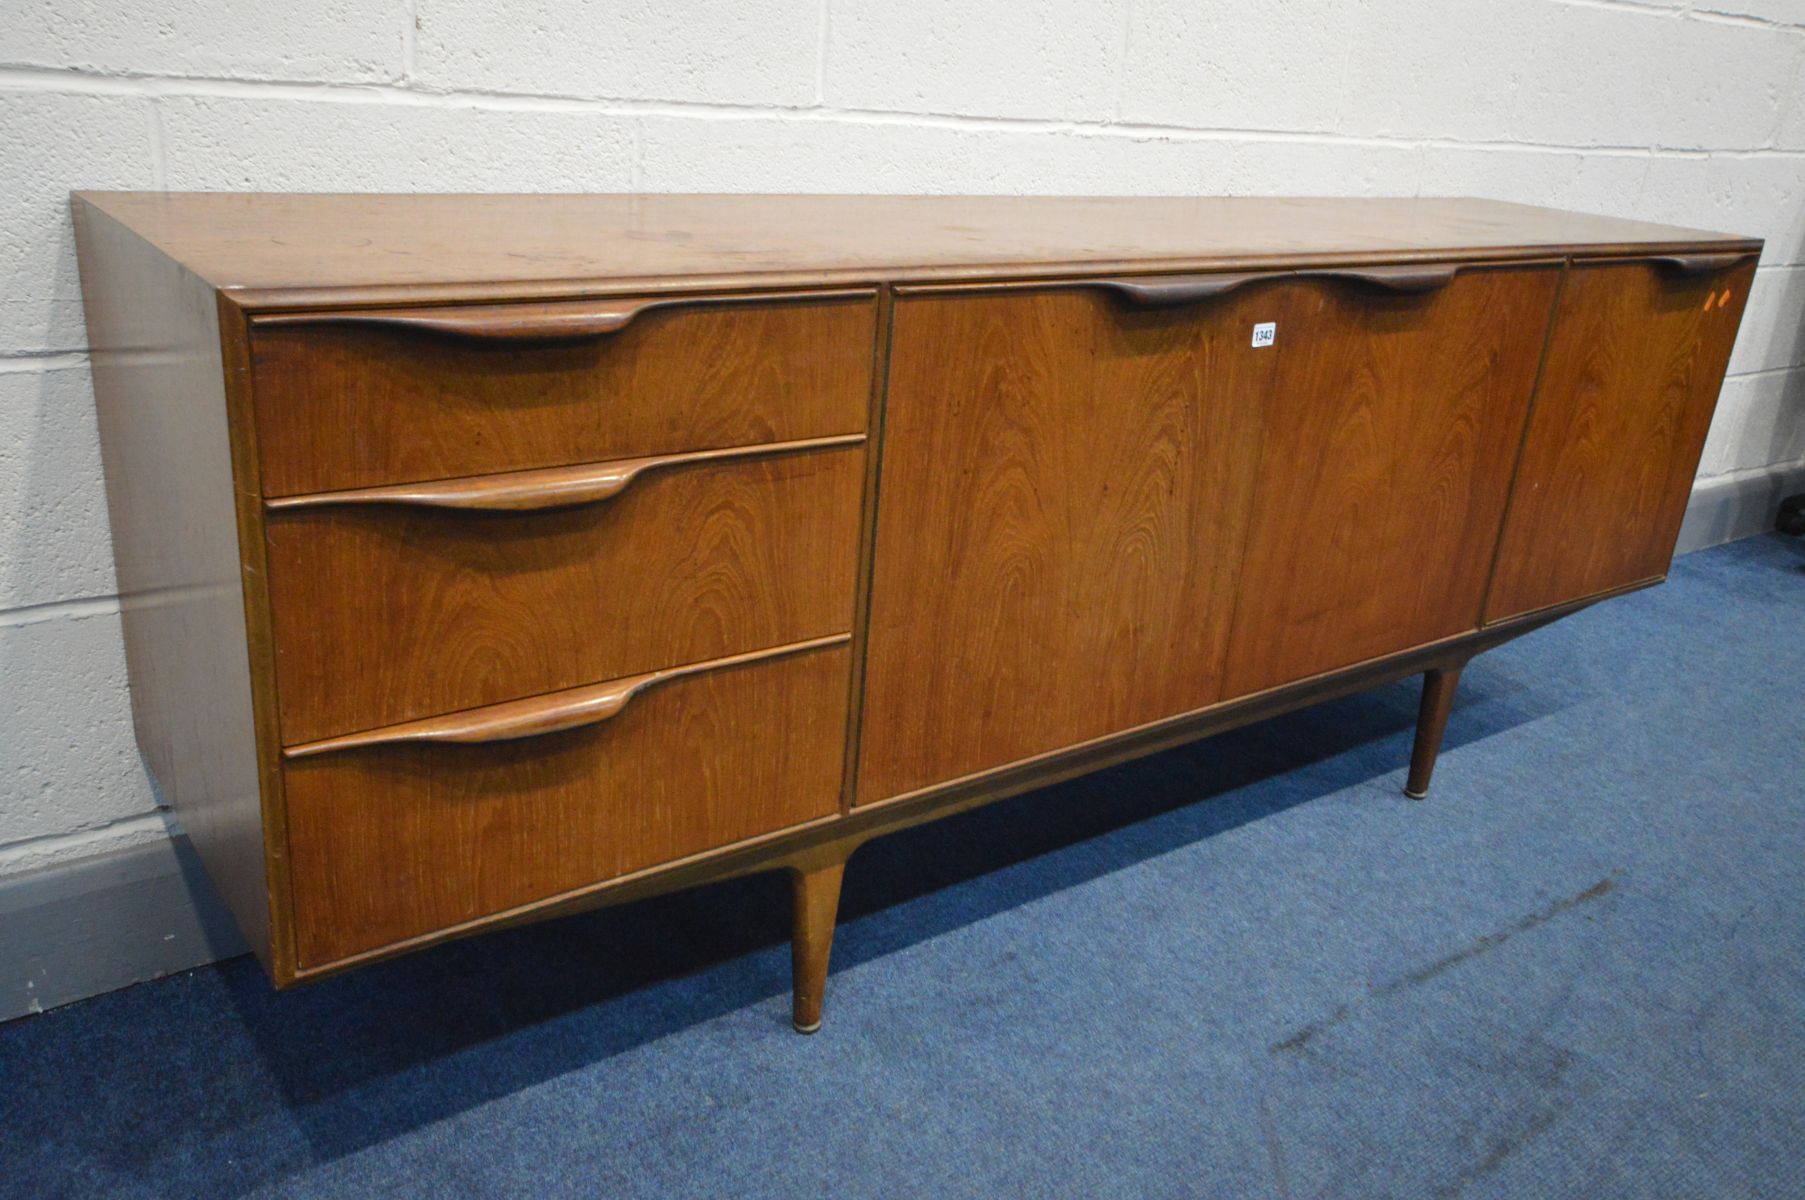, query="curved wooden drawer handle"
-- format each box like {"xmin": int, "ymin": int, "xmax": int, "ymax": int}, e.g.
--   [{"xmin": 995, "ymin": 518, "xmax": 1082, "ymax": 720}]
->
[
  {"xmin": 1297, "ymin": 264, "xmax": 1461, "ymax": 293},
  {"xmin": 1650, "ymin": 252, "xmax": 1756, "ymax": 277},
  {"xmin": 256, "ymin": 288, "xmax": 874, "ymax": 344},
  {"xmin": 1087, "ymin": 272, "xmax": 1281, "ymax": 308},
  {"xmin": 264, "ymin": 434, "xmax": 866, "ymax": 514},
  {"xmin": 284, "ymin": 633, "xmax": 851, "ymax": 759},
  {"xmin": 1085, "ymin": 263, "xmax": 1458, "ymax": 308}
]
